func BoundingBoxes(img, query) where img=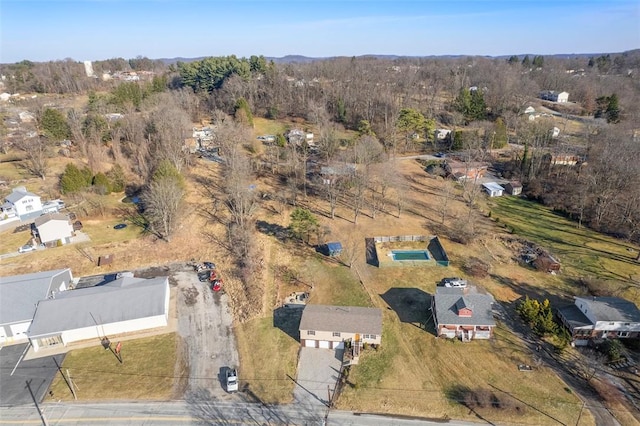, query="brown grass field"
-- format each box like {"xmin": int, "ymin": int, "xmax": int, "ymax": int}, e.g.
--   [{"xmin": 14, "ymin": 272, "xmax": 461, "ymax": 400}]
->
[{"xmin": 4, "ymin": 116, "xmax": 640, "ymax": 423}]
